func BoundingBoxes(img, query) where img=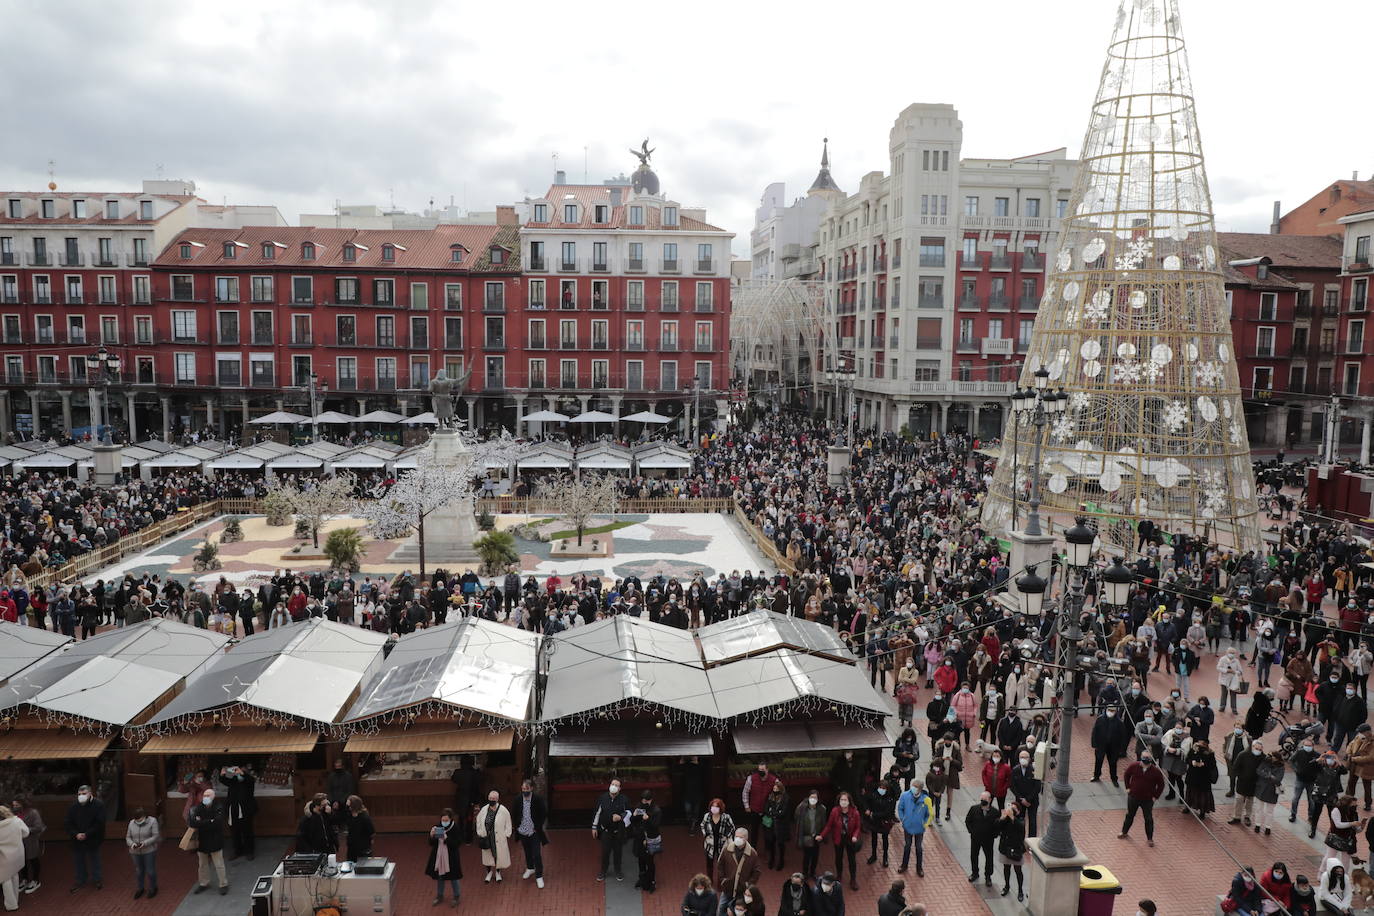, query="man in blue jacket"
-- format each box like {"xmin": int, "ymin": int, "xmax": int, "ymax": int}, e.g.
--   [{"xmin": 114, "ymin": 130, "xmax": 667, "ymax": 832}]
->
[{"xmin": 895, "ymin": 779, "xmax": 934, "ymax": 877}]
